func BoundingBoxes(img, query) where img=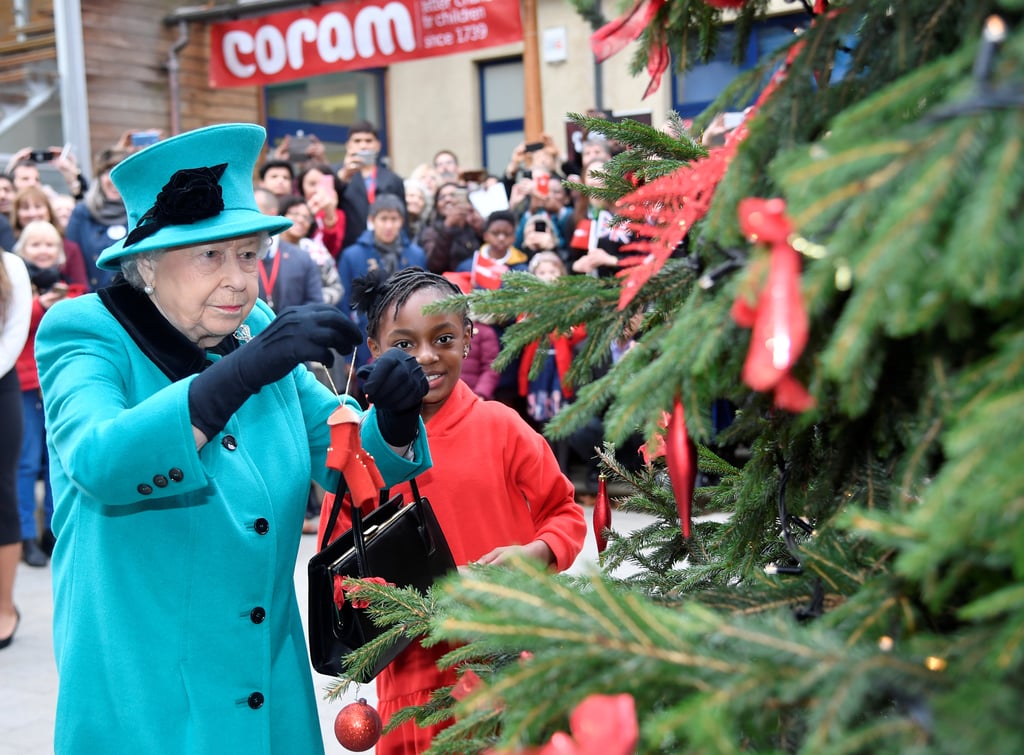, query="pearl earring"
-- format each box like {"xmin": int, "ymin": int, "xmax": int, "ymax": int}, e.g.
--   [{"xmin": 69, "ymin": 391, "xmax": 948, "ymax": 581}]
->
[
  {"xmin": 144, "ymin": 285, "xmax": 154, "ymax": 295},
  {"xmin": 463, "ymin": 346, "xmax": 470, "ymax": 358}
]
